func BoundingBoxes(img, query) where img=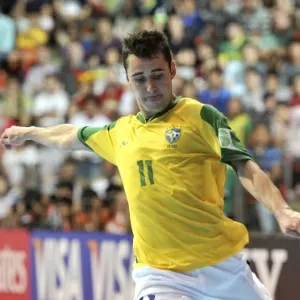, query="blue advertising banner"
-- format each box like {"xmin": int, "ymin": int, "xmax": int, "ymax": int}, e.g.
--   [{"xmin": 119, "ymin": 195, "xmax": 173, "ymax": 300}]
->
[{"xmin": 30, "ymin": 231, "xmax": 135, "ymax": 300}]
